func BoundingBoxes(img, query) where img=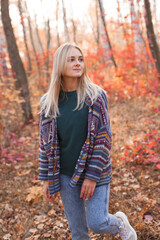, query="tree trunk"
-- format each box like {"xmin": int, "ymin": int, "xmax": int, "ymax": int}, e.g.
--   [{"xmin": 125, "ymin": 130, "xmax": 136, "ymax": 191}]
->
[
  {"xmin": 56, "ymin": 0, "xmax": 60, "ymax": 47},
  {"xmin": 1, "ymin": 0, "xmax": 33, "ymax": 122},
  {"xmin": 130, "ymin": 0, "xmax": 147, "ymax": 69},
  {"xmin": 0, "ymin": 29, "xmax": 9, "ymax": 77},
  {"xmin": 91, "ymin": 1, "xmax": 100, "ymax": 49},
  {"xmin": 45, "ymin": 19, "xmax": 51, "ymax": 81},
  {"xmin": 95, "ymin": 0, "xmax": 100, "ymax": 47},
  {"xmin": 35, "ymin": 14, "xmax": 44, "ymax": 53},
  {"xmin": 144, "ymin": 0, "xmax": 160, "ymax": 80},
  {"xmin": 62, "ymin": 0, "xmax": 69, "ymax": 42},
  {"xmin": 24, "ymin": 1, "xmax": 41, "ymax": 79},
  {"xmin": 18, "ymin": 0, "xmax": 32, "ymax": 72},
  {"xmin": 153, "ymin": 0, "xmax": 159, "ymax": 44},
  {"xmin": 117, "ymin": 0, "xmax": 128, "ymax": 47},
  {"xmin": 71, "ymin": 19, "xmax": 77, "ymax": 44},
  {"xmin": 98, "ymin": 0, "xmax": 117, "ymax": 68}
]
